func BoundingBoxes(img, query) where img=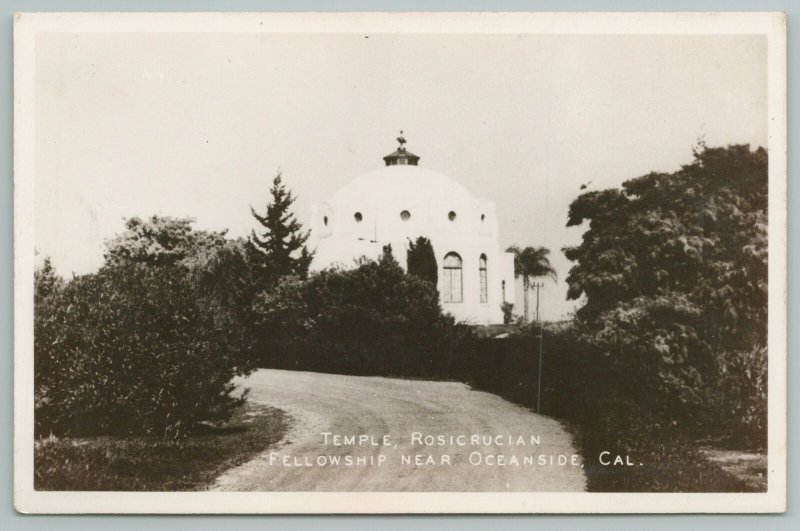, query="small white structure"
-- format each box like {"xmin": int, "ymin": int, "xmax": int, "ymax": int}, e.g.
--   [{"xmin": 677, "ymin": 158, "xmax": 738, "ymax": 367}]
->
[{"xmin": 309, "ymin": 136, "xmax": 515, "ymax": 325}]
